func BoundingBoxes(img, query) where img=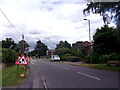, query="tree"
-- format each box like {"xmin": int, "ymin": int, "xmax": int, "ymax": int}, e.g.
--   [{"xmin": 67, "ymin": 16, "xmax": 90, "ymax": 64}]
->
[
  {"xmin": 64, "ymin": 41, "xmax": 71, "ymax": 49},
  {"xmin": 93, "ymin": 25, "xmax": 120, "ymax": 55},
  {"xmin": 56, "ymin": 40, "xmax": 71, "ymax": 49},
  {"xmin": 55, "ymin": 48, "xmax": 72, "ymax": 55},
  {"xmin": 19, "ymin": 40, "xmax": 30, "ymax": 54},
  {"xmin": 29, "ymin": 50, "xmax": 37, "ymax": 57},
  {"xmin": 72, "ymin": 41, "xmax": 83, "ymax": 50},
  {"xmin": 83, "ymin": 2, "xmax": 120, "ymax": 29},
  {"xmin": 1, "ymin": 38, "xmax": 20, "ymax": 52},
  {"xmin": 34, "ymin": 40, "xmax": 48, "ymax": 57},
  {"xmin": 2, "ymin": 38, "xmax": 15, "ymax": 48}
]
